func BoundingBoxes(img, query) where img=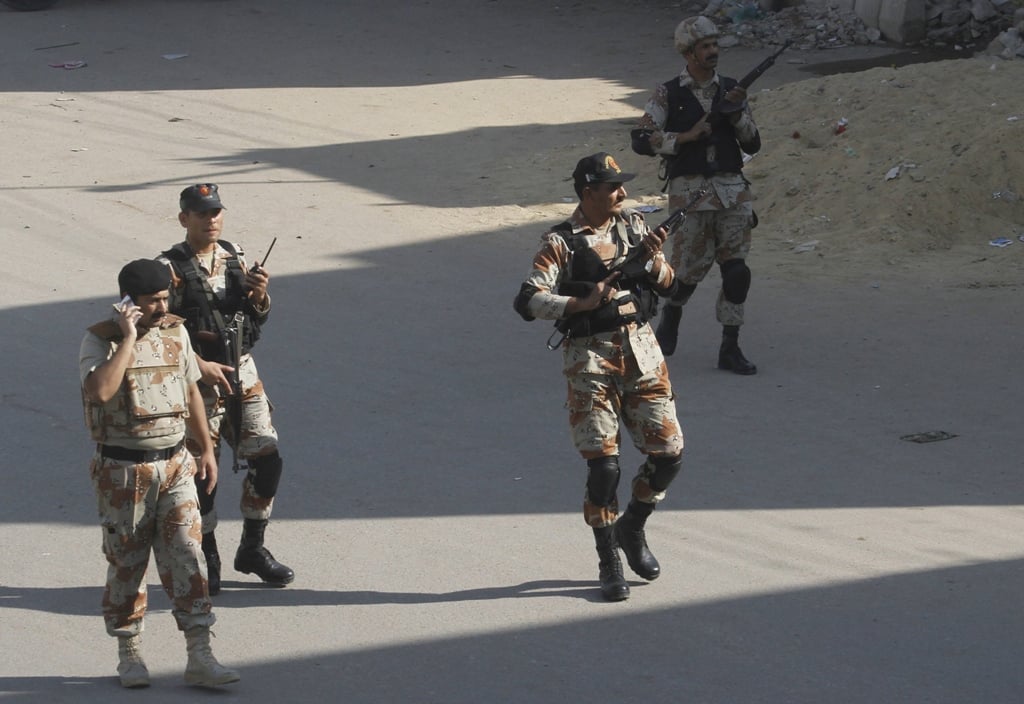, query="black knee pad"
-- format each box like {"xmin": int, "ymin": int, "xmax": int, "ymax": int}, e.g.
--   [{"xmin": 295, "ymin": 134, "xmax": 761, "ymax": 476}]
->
[
  {"xmin": 720, "ymin": 259, "xmax": 751, "ymax": 304},
  {"xmin": 649, "ymin": 454, "xmax": 683, "ymax": 493},
  {"xmin": 586, "ymin": 456, "xmax": 621, "ymax": 507},
  {"xmin": 248, "ymin": 451, "xmax": 283, "ymax": 499}
]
